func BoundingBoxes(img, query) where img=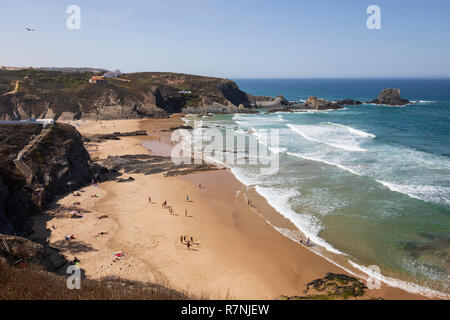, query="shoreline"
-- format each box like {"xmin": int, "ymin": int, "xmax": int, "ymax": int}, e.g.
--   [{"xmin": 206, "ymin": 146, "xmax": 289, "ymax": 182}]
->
[
  {"xmin": 176, "ymin": 115, "xmax": 449, "ymax": 299},
  {"xmin": 38, "ymin": 116, "xmax": 435, "ymax": 299}
]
